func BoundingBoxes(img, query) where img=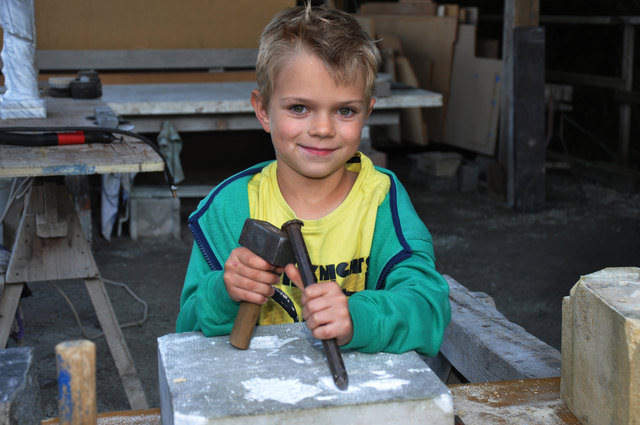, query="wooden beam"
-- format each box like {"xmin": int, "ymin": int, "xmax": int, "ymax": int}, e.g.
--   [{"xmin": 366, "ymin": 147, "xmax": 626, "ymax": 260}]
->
[
  {"xmin": 440, "ymin": 275, "xmax": 562, "ymax": 382},
  {"xmin": 512, "ymin": 0, "xmax": 539, "ymax": 27},
  {"xmin": 35, "ymin": 49, "xmax": 258, "ymax": 71},
  {"xmin": 546, "ymin": 71, "xmax": 626, "ymax": 91},
  {"xmin": 619, "ymin": 24, "xmax": 635, "ymax": 166},
  {"xmin": 512, "ymin": 27, "xmax": 546, "ymax": 212},
  {"xmin": 501, "ymin": 0, "xmax": 545, "ymax": 212}
]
